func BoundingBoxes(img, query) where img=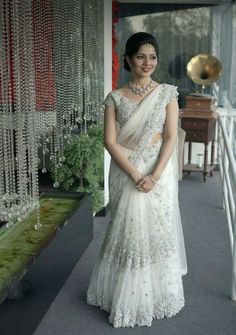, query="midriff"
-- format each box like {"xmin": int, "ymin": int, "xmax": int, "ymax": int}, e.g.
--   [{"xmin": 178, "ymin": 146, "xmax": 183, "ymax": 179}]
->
[{"xmin": 150, "ymin": 132, "xmax": 163, "ymax": 146}]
